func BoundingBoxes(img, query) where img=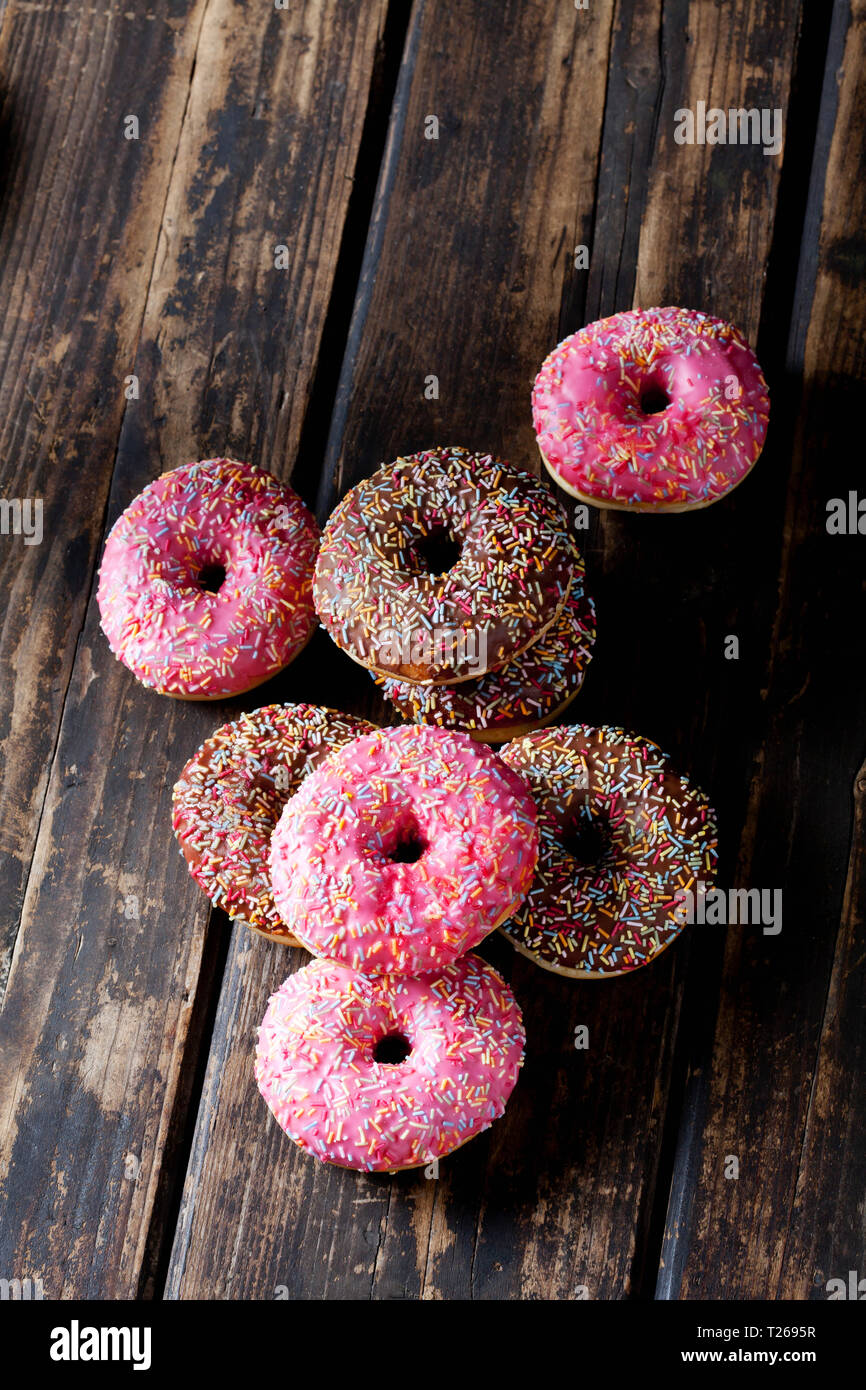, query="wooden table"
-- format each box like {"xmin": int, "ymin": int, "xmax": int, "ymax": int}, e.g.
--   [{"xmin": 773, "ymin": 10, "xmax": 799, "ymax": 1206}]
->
[{"xmin": 1, "ymin": 0, "xmax": 863, "ymax": 1301}]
